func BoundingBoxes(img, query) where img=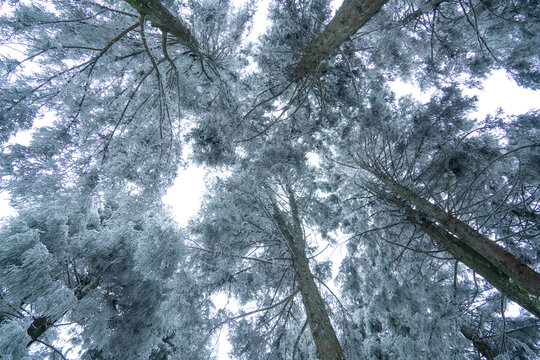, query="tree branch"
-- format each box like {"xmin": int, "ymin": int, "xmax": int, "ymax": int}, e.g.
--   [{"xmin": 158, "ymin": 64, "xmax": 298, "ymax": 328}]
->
[
  {"xmin": 292, "ymin": 319, "xmax": 309, "ymax": 360},
  {"xmin": 34, "ymin": 339, "xmax": 68, "ymax": 360}
]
